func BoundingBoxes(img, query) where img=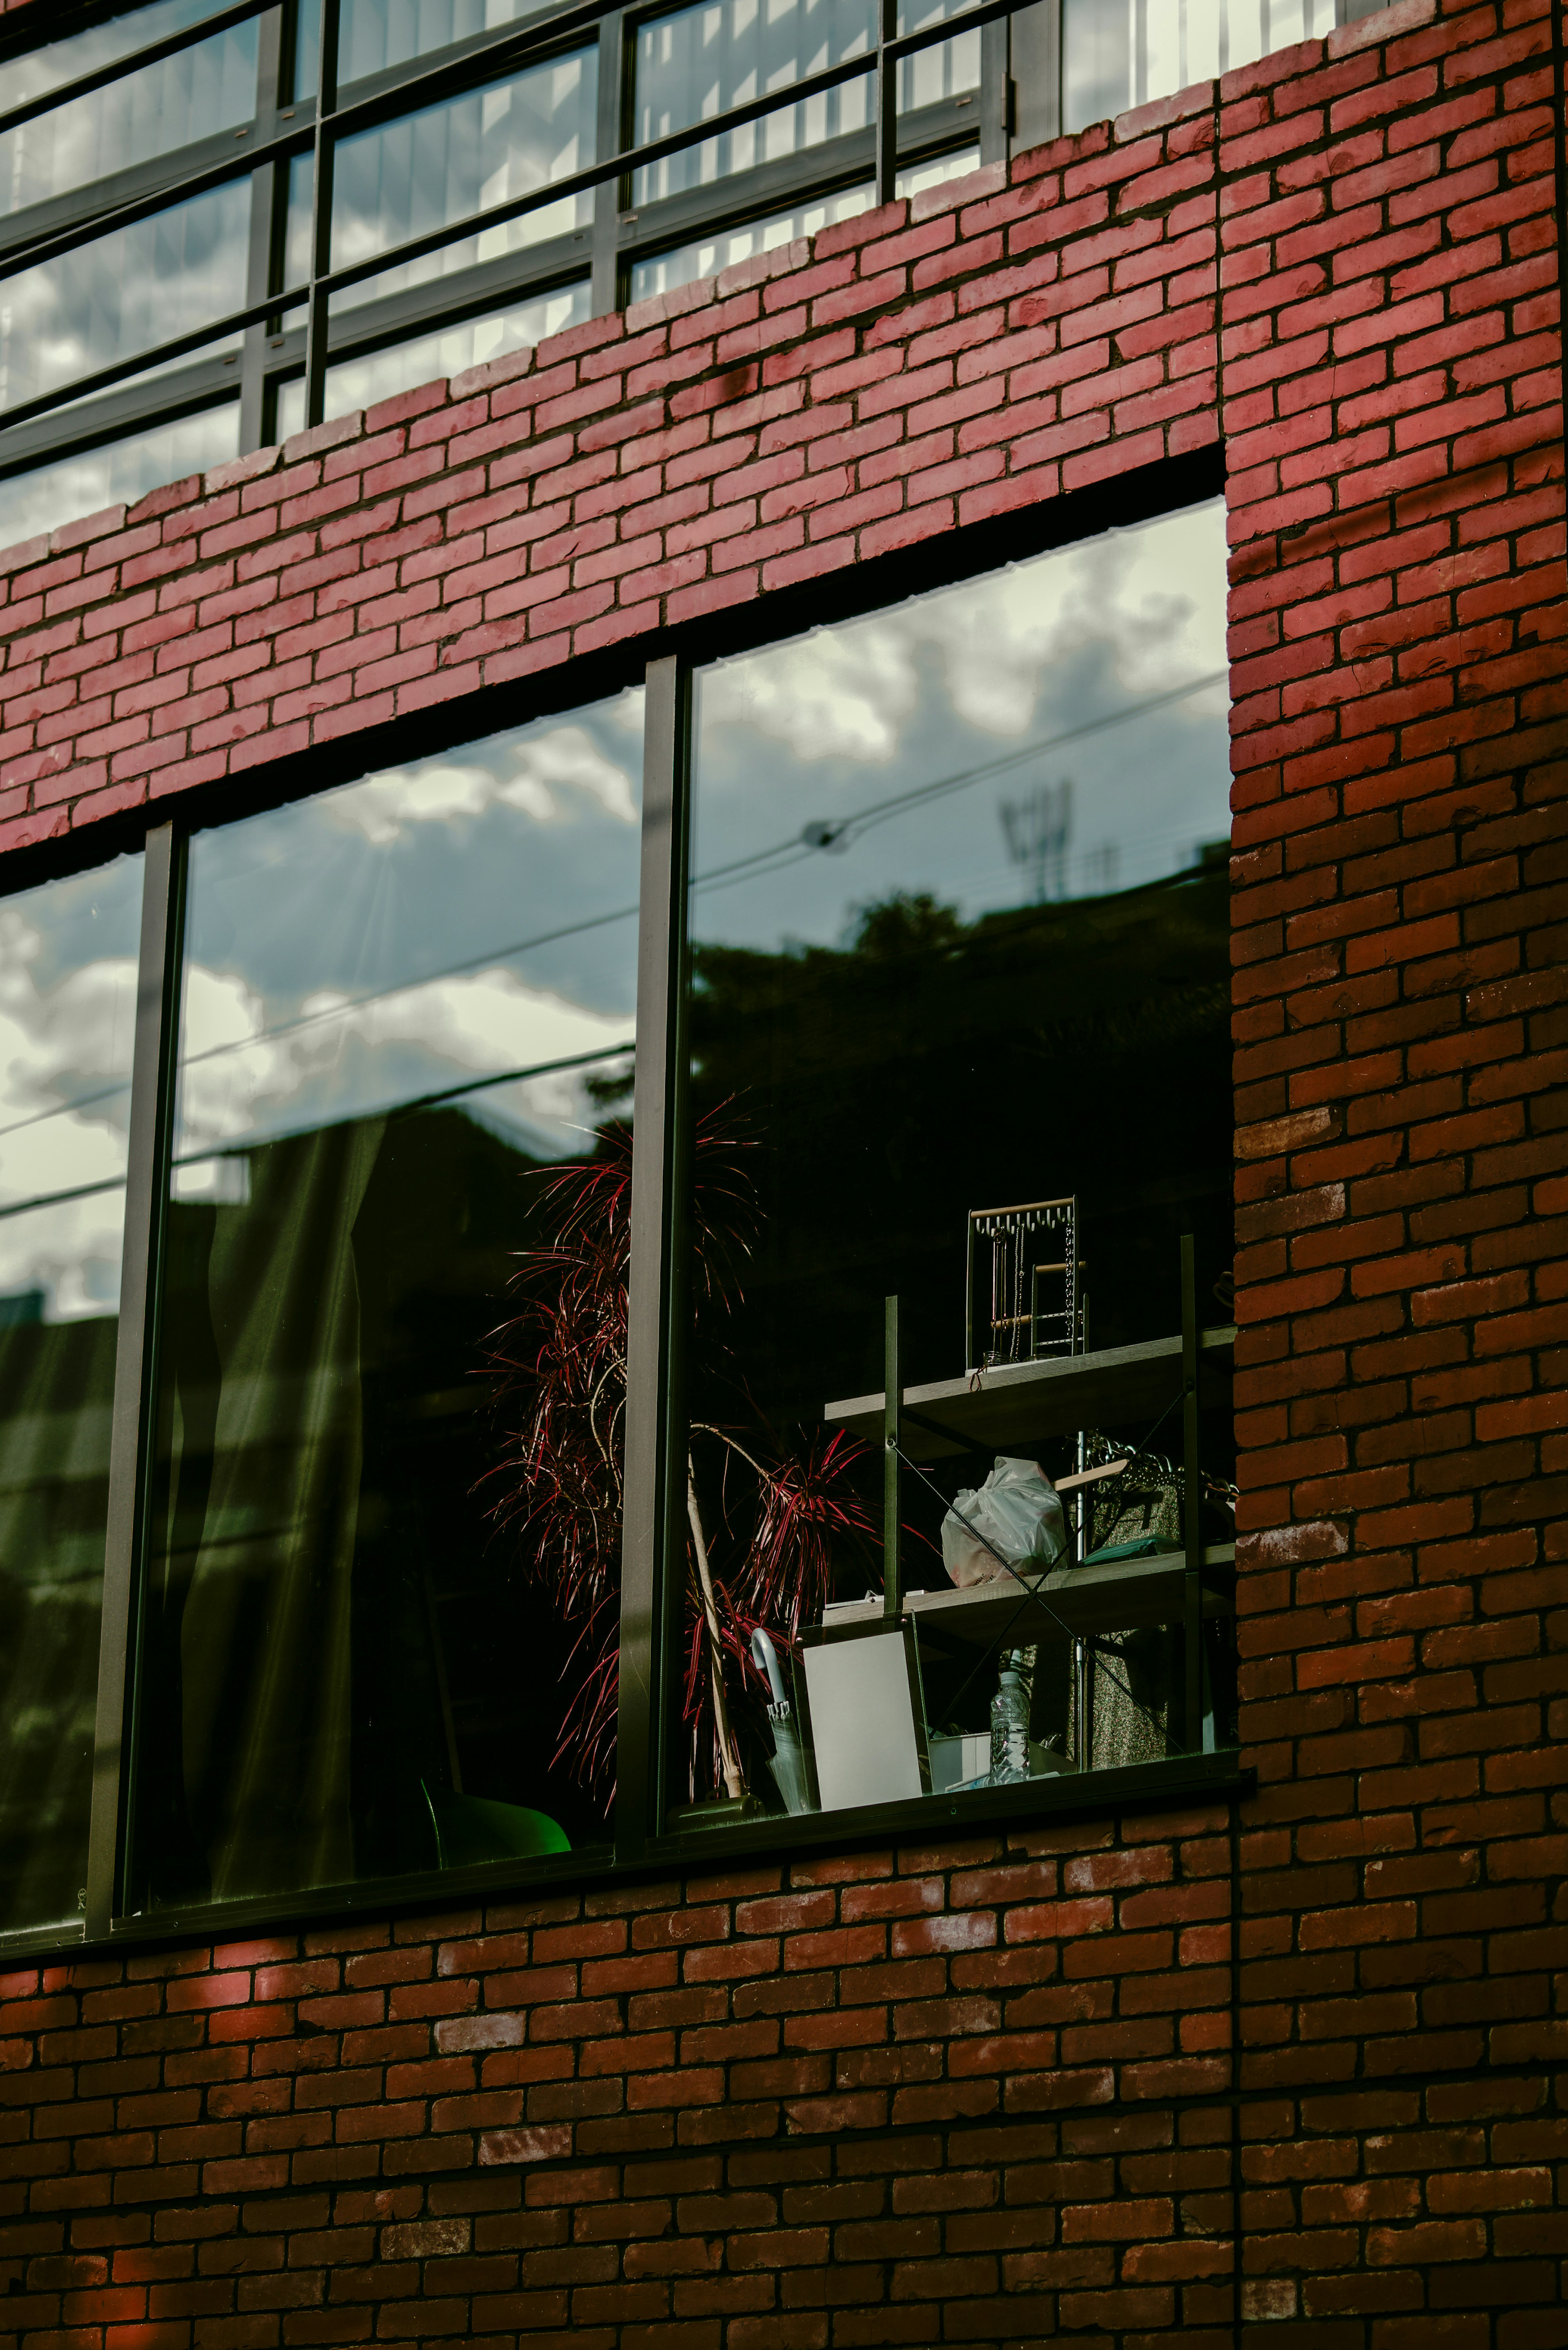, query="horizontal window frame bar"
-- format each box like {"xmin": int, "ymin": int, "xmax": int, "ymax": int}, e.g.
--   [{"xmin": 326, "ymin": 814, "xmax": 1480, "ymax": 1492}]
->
[
  {"xmin": 0, "ymin": 0, "xmax": 270, "ymax": 142},
  {"xmin": 0, "ymin": 13, "xmax": 604, "ymax": 281},
  {"xmin": 253, "ymin": 239, "xmax": 592, "ymax": 383},
  {"xmin": 0, "ymin": 366, "xmax": 238, "ymax": 477},
  {"xmin": 0, "ymin": 2, "xmax": 598, "ymax": 270},
  {"xmin": 318, "ymin": 2, "xmax": 1006, "ymax": 300},
  {"xmin": 0, "ymin": 285, "xmax": 303, "ymax": 437},
  {"xmin": 0, "ymin": 121, "xmax": 276, "ymax": 266},
  {"xmin": 0, "ymin": 119, "xmax": 311, "ymax": 282},
  {"xmin": 0, "ymin": 0, "xmax": 998, "ymax": 292}
]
